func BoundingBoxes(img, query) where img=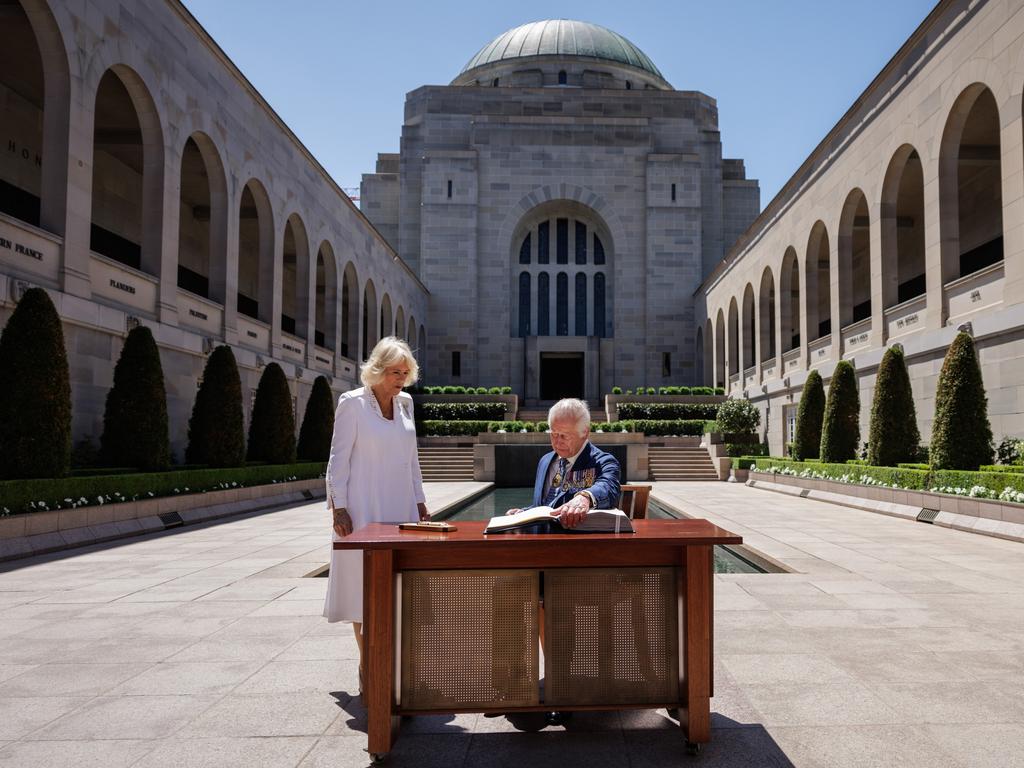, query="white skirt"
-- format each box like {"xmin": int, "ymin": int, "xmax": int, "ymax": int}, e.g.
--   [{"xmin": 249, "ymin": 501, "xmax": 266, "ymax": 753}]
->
[{"xmin": 323, "ymin": 528, "xmax": 362, "ymax": 623}]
